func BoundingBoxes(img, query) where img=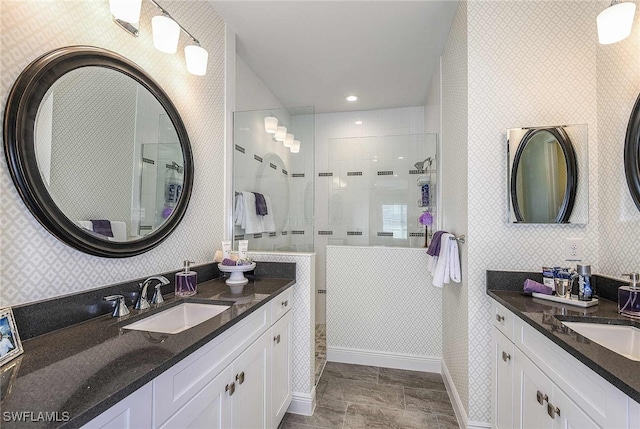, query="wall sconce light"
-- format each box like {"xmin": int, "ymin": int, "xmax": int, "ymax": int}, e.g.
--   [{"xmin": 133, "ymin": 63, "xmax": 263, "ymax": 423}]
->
[
  {"xmin": 290, "ymin": 140, "xmax": 300, "ymax": 153},
  {"xmin": 109, "ymin": 0, "xmax": 208, "ymax": 75},
  {"xmin": 597, "ymin": 0, "xmax": 636, "ymax": 44},
  {"xmin": 152, "ymin": 15, "xmax": 180, "ymax": 53},
  {"xmin": 284, "ymin": 133, "xmax": 294, "ymax": 148},
  {"xmin": 274, "ymin": 126, "xmax": 287, "ymax": 142},
  {"xmin": 109, "ymin": 0, "xmax": 142, "ymax": 36},
  {"xmin": 264, "ymin": 116, "xmax": 278, "ymax": 134}
]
